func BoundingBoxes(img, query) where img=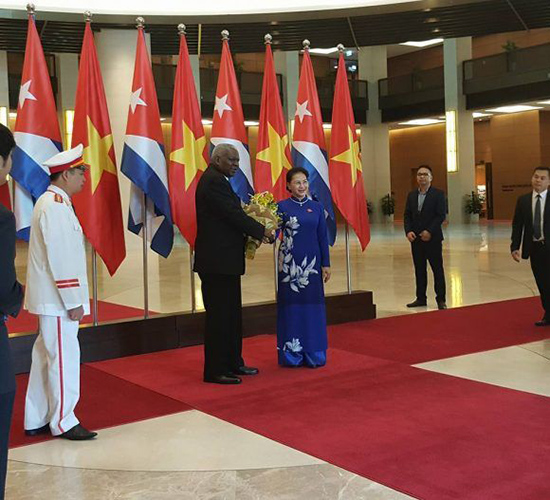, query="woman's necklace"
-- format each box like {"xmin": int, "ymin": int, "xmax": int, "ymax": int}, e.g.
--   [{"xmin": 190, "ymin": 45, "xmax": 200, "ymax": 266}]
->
[{"xmin": 290, "ymin": 196, "xmax": 308, "ymax": 207}]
